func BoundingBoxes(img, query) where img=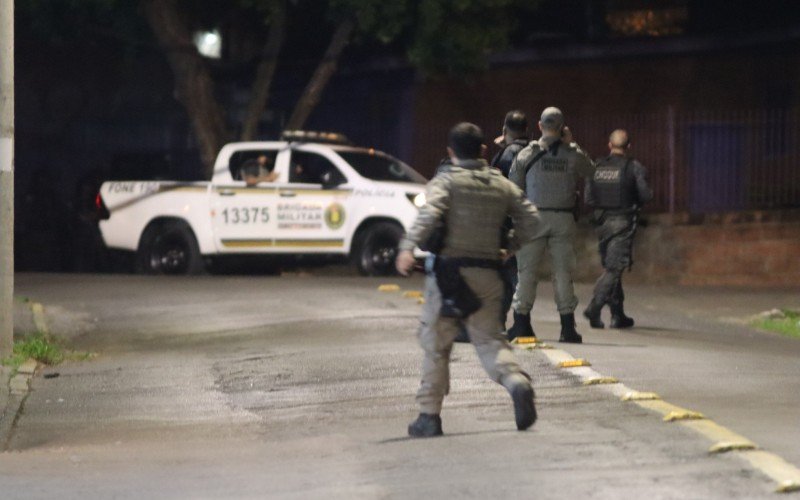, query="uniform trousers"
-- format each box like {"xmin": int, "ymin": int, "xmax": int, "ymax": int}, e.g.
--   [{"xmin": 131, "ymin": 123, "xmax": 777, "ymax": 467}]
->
[
  {"xmin": 416, "ymin": 266, "xmax": 528, "ymax": 414},
  {"xmin": 512, "ymin": 211, "xmax": 578, "ymax": 315},
  {"xmin": 591, "ymin": 214, "xmax": 635, "ymax": 308}
]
